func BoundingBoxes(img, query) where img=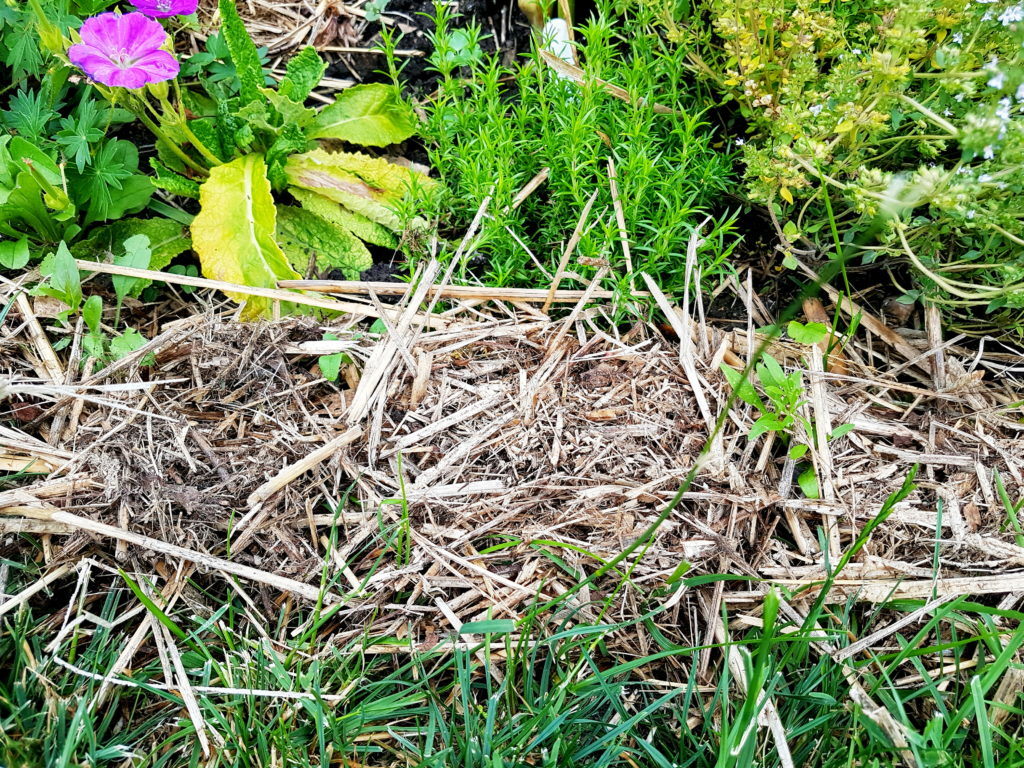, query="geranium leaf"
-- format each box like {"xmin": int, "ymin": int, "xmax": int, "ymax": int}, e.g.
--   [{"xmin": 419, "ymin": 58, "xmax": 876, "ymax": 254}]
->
[
  {"xmin": 191, "ymin": 155, "xmax": 300, "ymax": 319},
  {"xmin": 308, "ymin": 83, "xmax": 417, "ymax": 145}
]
